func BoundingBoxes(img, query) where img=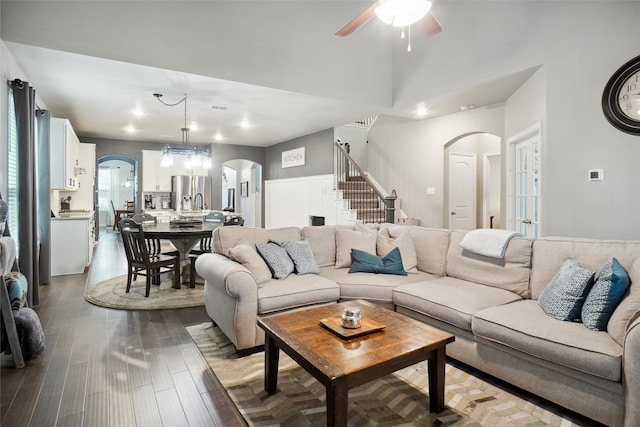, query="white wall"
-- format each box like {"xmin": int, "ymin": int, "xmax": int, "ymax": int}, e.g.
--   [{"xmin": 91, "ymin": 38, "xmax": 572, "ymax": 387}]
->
[
  {"xmin": 372, "ymin": 1, "xmax": 640, "ymax": 239},
  {"xmin": 368, "ymin": 105, "xmax": 505, "ymax": 229}
]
